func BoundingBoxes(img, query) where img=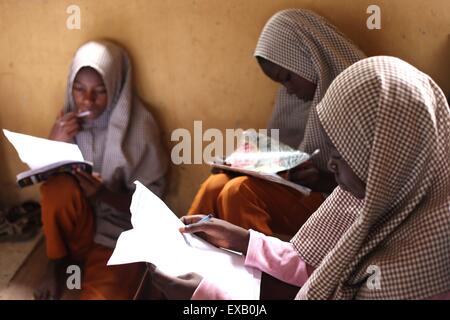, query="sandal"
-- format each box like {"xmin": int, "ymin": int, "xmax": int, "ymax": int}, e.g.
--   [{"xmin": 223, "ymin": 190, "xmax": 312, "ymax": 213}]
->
[
  {"xmin": 0, "ymin": 209, "xmax": 39, "ymax": 243},
  {"xmin": 6, "ymin": 201, "xmax": 42, "ymax": 227}
]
